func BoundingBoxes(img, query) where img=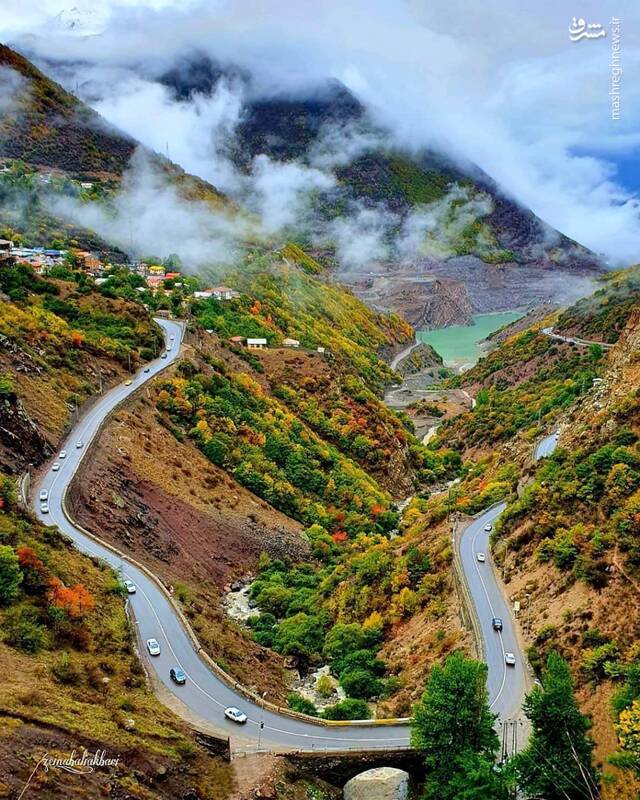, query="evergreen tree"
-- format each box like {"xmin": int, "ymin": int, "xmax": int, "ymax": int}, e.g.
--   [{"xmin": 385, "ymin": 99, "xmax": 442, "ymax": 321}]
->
[
  {"xmin": 516, "ymin": 651, "xmax": 599, "ymax": 800},
  {"xmin": 411, "ymin": 651, "xmax": 505, "ymax": 800},
  {"xmin": 0, "ymin": 545, "xmax": 22, "ymax": 604}
]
